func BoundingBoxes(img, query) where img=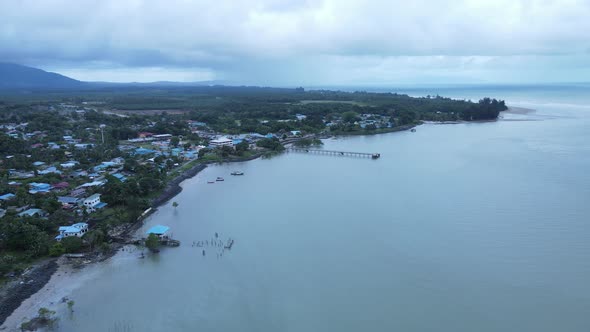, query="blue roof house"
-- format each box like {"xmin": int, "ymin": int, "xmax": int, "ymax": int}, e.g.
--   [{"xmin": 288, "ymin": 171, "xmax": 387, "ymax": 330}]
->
[
  {"xmin": 29, "ymin": 182, "xmax": 51, "ymax": 194},
  {"xmin": 170, "ymin": 148, "xmax": 183, "ymax": 157},
  {"xmin": 58, "ymin": 196, "xmax": 80, "ymax": 205},
  {"xmin": 112, "ymin": 173, "xmax": 127, "ymax": 182},
  {"xmin": 55, "ymin": 222, "xmax": 88, "ymax": 241},
  {"xmin": 0, "ymin": 193, "xmax": 16, "ymax": 201},
  {"xmin": 17, "ymin": 208, "xmax": 46, "ymax": 217},
  {"xmin": 146, "ymin": 225, "xmax": 170, "ymax": 239},
  {"xmin": 135, "ymin": 147, "xmax": 157, "ymax": 155},
  {"xmin": 38, "ymin": 166, "xmax": 62, "ymax": 175}
]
